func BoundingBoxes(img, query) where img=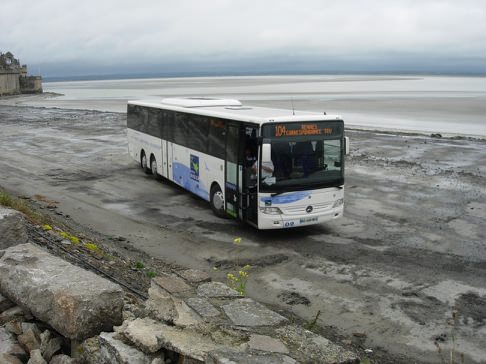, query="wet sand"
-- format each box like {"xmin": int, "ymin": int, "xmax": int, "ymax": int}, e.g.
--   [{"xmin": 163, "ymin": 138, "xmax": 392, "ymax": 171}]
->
[
  {"xmin": 0, "ymin": 94, "xmax": 485, "ymax": 363},
  {"xmin": 2, "ymin": 75, "xmax": 486, "ymax": 137}
]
